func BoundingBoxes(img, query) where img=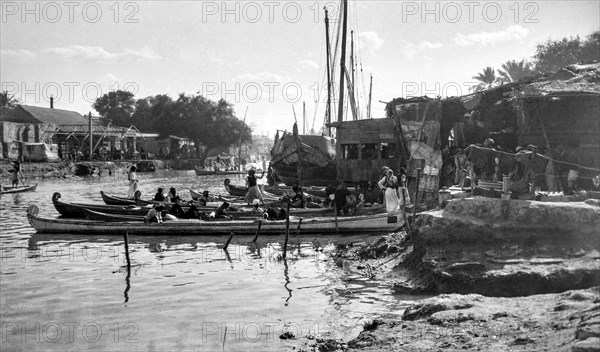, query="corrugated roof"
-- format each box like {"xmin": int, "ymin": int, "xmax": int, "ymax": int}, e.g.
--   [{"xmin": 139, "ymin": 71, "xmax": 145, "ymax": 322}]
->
[{"xmin": 18, "ymin": 105, "xmax": 88, "ymax": 125}]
